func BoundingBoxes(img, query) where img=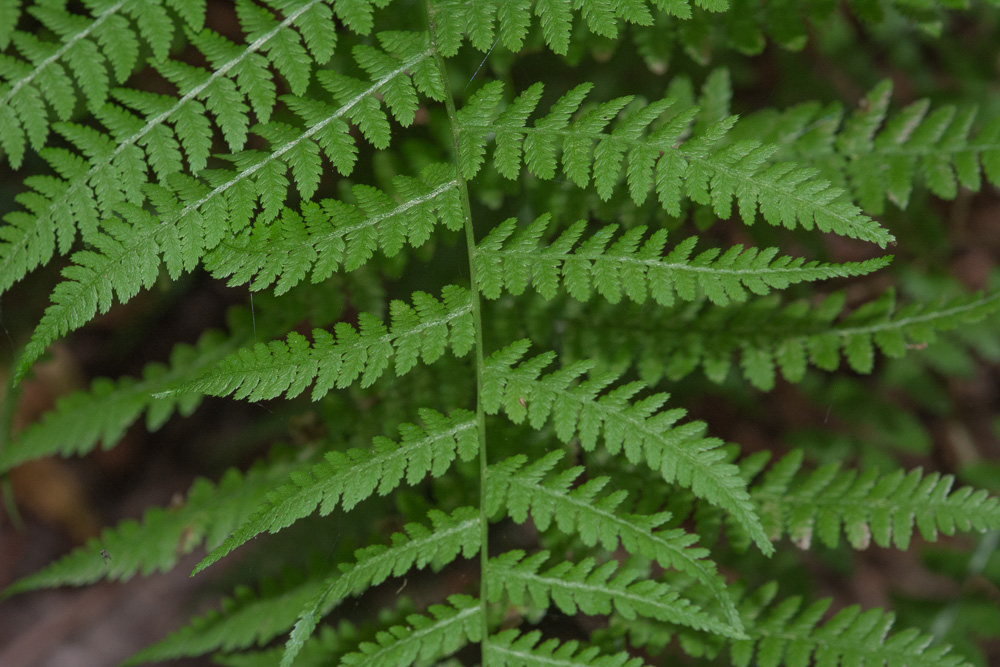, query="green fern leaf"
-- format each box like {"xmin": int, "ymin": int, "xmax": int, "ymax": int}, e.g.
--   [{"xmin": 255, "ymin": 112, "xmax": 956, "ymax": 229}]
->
[
  {"xmin": 485, "ymin": 451, "xmax": 741, "ymax": 628},
  {"xmin": 205, "ymin": 163, "xmax": 461, "ymax": 293},
  {"xmin": 239, "ymin": 0, "xmax": 312, "ymax": 96},
  {"xmin": 161, "ymin": 285, "xmax": 472, "ymax": 401},
  {"xmin": 483, "ymin": 340, "xmax": 772, "ymax": 554},
  {"xmin": 602, "ymin": 577, "xmax": 973, "ymax": 667},
  {"xmin": 747, "ymin": 78, "xmax": 1000, "ymax": 214},
  {"xmin": 556, "ymin": 287, "xmax": 1000, "ymax": 390},
  {"xmin": 337, "ymin": 594, "xmax": 481, "ymax": 667},
  {"xmin": 457, "ymin": 82, "xmax": 893, "ymax": 247},
  {"xmin": 127, "ymin": 563, "xmax": 342, "ymax": 665},
  {"xmin": 1, "ymin": 281, "xmax": 341, "ymax": 470},
  {"xmin": 6, "ymin": 2, "xmax": 999, "ymax": 665},
  {"xmin": 729, "ymin": 582, "xmax": 972, "ymax": 667},
  {"xmin": 14, "ymin": 42, "xmax": 438, "ymax": 380},
  {"xmin": 752, "ymin": 450, "xmax": 1000, "ymax": 550},
  {"xmin": 0, "ymin": 327, "xmax": 246, "ymax": 470},
  {"xmin": 475, "ymin": 214, "xmax": 890, "ymax": 306},
  {"xmin": 486, "ymin": 628, "xmax": 649, "ymax": 667},
  {"xmin": 132, "ymin": 506, "xmax": 480, "ymax": 664},
  {"xmin": 487, "ymin": 550, "xmax": 744, "ymax": 638},
  {"xmin": 0, "ymin": 0, "xmax": 20, "ymax": 49},
  {"xmin": 207, "ymin": 603, "xmax": 420, "ymax": 667},
  {"xmin": 14, "ymin": 207, "xmax": 164, "ymax": 381},
  {"xmin": 2, "ymin": 453, "xmax": 310, "ymax": 598},
  {"xmin": 0, "ymin": 4, "xmax": 403, "ymax": 302},
  {"xmin": 282, "ymin": 506, "xmax": 481, "ymax": 666},
  {"xmin": 427, "ymin": 0, "xmax": 690, "ymax": 56},
  {"xmin": 193, "ymin": 408, "xmax": 478, "ymax": 574},
  {"xmin": 0, "ymin": 0, "xmax": 203, "ymax": 168}
]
